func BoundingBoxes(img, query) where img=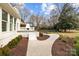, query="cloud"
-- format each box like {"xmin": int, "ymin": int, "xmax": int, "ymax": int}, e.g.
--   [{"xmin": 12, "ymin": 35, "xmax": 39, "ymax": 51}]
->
[
  {"xmin": 41, "ymin": 3, "xmax": 57, "ymax": 15},
  {"xmin": 11, "ymin": 3, "xmax": 25, "ymax": 10},
  {"xmin": 47, "ymin": 5, "xmax": 56, "ymax": 10},
  {"xmin": 71, "ymin": 3, "xmax": 79, "ymax": 8},
  {"xmin": 41, "ymin": 3, "xmax": 47, "ymax": 11},
  {"xmin": 30, "ymin": 10, "xmax": 34, "ymax": 15},
  {"xmin": 30, "ymin": 10, "xmax": 33, "ymax": 13},
  {"xmin": 19, "ymin": 3, "xmax": 25, "ymax": 9}
]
